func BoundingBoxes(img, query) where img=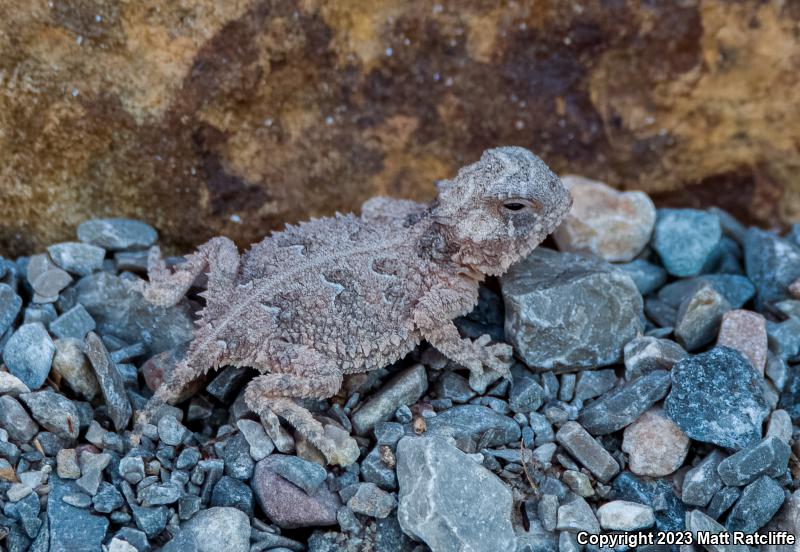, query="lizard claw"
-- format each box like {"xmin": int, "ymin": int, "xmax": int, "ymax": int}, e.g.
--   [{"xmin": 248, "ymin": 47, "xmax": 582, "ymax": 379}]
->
[{"xmin": 476, "ymin": 334, "xmax": 514, "ymax": 380}]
